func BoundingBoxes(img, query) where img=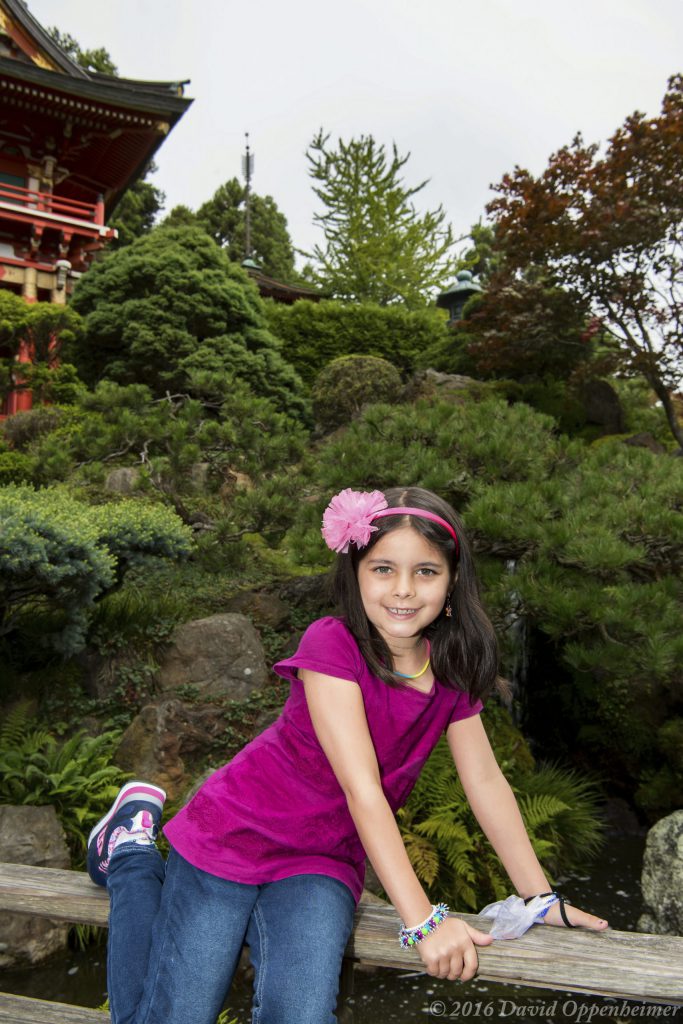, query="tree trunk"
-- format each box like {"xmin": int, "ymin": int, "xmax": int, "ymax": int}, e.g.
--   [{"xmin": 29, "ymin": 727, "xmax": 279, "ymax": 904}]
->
[{"xmin": 648, "ymin": 374, "xmax": 683, "ymax": 450}]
